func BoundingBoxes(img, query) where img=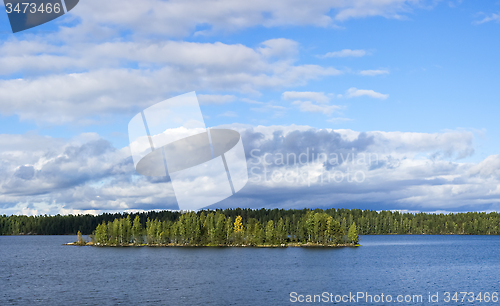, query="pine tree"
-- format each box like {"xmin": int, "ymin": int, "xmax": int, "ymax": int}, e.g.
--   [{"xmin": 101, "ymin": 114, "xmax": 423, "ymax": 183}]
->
[
  {"xmin": 266, "ymin": 220, "xmax": 275, "ymax": 245},
  {"xmin": 326, "ymin": 217, "xmax": 344, "ymax": 245},
  {"xmin": 226, "ymin": 216, "xmax": 233, "ymax": 244},
  {"xmin": 132, "ymin": 215, "xmax": 143, "ymax": 245},
  {"xmin": 277, "ymin": 218, "xmax": 286, "ymax": 245},
  {"xmin": 348, "ymin": 222, "xmax": 359, "ymax": 244},
  {"xmin": 94, "ymin": 221, "xmax": 108, "ymax": 245},
  {"xmin": 215, "ymin": 213, "xmax": 227, "ymax": 245},
  {"xmin": 146, "ymin": 218, "xmax": 155, "ymax": 245},
  {"xmin": 122, "ymin": 215, "xmax": 132, "ymax": 244},
  {"xmin": 205, "ymin": 212, "xmax": 215, "ymax": 244},
  {"xmin": 112, "ymin": 219, "xmax": 120, "ymax": 245}
]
